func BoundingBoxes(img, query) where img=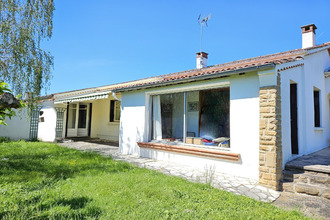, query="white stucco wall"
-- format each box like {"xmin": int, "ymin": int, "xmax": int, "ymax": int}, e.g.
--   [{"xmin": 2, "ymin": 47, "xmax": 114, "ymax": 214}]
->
[
  {"xmin": 0, "ymin": 100, "xmax": 58, "ymax": 141},
  {"xmin": 280, "ymin": 49, "xmax": 330, "ymax": 165},
  {"xmin": 38, "ymin": 106, "xmax": 56, "ymax": 142},
  {"xmin": 119, "ymin": 72, "xmax": 261, "ymax": 180},
  {"xmin": 90, "ymin": 98, "xmax": 120, "ymax": 141},
  {"xmin": 0, "ymin": 108, "xmax": 31, "ymax": 140},
  {"xmin": 119, "ymin": 91, "xmax": 146, "ymax": 155}
]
